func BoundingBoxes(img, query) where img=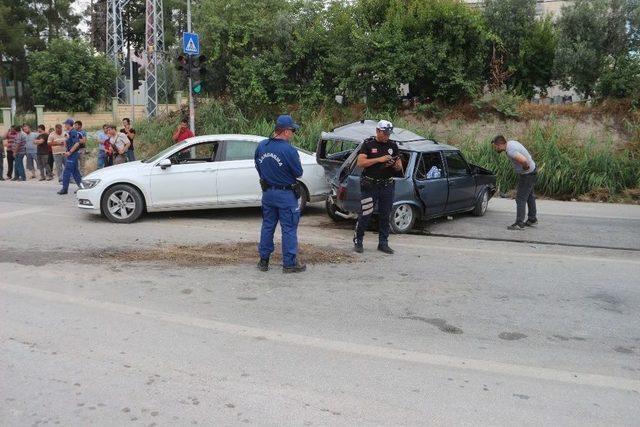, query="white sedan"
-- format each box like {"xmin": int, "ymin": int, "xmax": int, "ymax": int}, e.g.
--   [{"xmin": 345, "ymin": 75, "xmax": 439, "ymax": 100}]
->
[{"xmin": 76, "ymin": 134, "xmax": 329, "ymax": 223}]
